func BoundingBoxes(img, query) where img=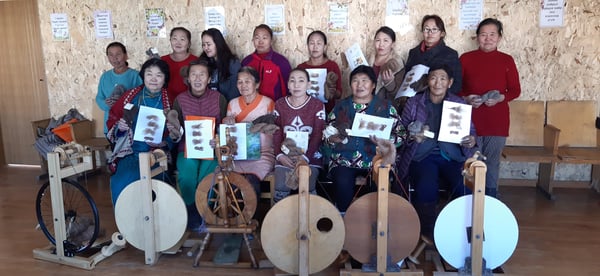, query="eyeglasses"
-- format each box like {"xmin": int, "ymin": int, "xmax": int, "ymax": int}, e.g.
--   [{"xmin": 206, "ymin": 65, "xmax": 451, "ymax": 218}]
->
[{"xmin": 422, "ymin": 28, "xmax": 440, "ymax": 34}]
